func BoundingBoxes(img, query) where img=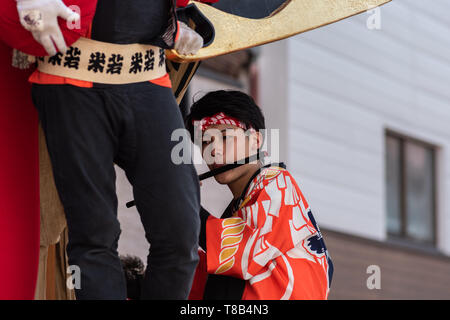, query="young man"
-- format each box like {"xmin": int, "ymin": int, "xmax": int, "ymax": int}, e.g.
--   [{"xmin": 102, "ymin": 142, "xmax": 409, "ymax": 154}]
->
[{"xmin": 186, "ymin": 90, "xmax": 333, "ymax": 300}]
